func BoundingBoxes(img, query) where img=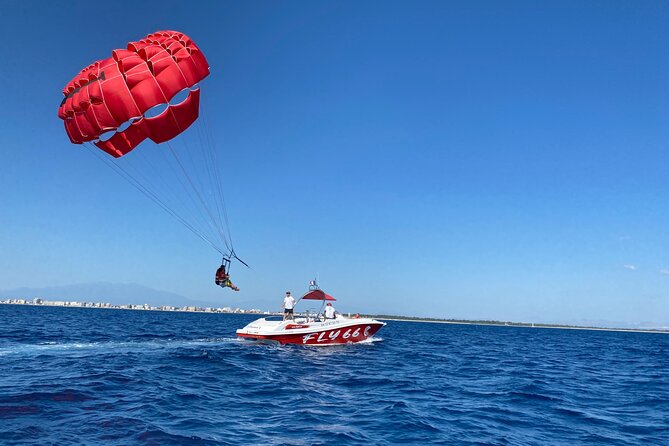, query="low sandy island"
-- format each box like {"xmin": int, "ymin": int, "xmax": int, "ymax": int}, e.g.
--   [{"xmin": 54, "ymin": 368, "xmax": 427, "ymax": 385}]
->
[{"xmin": 373, "ymin": 316, "xmax": 669, "ymax": 334}]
